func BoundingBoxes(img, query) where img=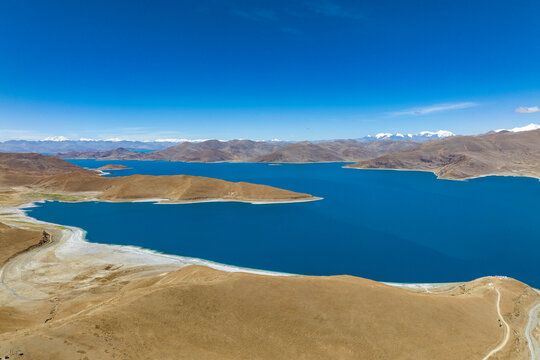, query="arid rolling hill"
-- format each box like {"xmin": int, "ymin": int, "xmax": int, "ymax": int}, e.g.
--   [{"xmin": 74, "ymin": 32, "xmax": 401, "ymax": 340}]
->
[
  {"xmin": 144, "ymin": 139, "xmax": 286, "ymax": 162},
  {"xmin": 0, "ymin": 257, "xmax": 537, "ymax": 360},
  {"xmin": 0, "ymin": 153, "xmax": 316, "ymax": 203},
  {"xmin": 32, "ymin": 172, "xmax": 315, "ymax": 202},
  {"xmin": 57, "ymin": 140, "xmax": 288, "ymax": 162},
  {"xmin": 56, "ymin": 147, "xmax": 143, "ymax": 161},
  {"xmin": 346, "ymin": 129, "xmax": 540, "ymax": 180},
  {"xmin": 0, "ymin": 152, "xmax": 94, "ymax": 186},
  {"xmin": 253, "ymin": 139, "xmax": 422, "ymax": 162}
]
